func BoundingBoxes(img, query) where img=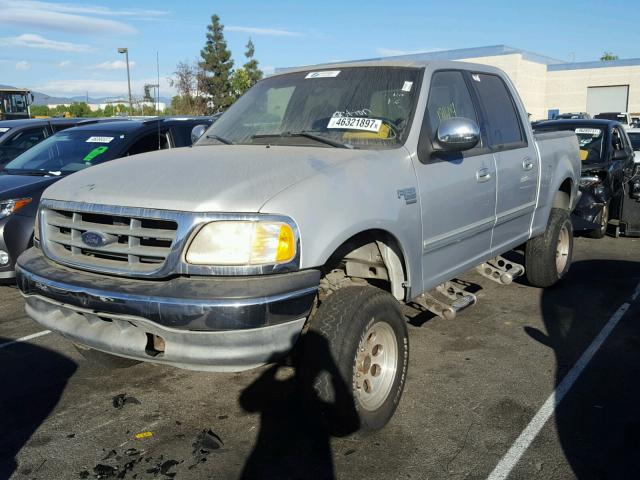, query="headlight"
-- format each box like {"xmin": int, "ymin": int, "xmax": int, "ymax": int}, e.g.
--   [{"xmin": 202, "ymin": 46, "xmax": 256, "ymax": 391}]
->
[
  {"xmin": 185, "ymin": 220, "xmax": 296, "ymax": 266},
  {"xmin": 579, "ymin": 176, "xmax": 600, "ymax": 188},
  {"xmin": 0, "ymin": 198, "xmax": 32, "ymax": 220}
]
